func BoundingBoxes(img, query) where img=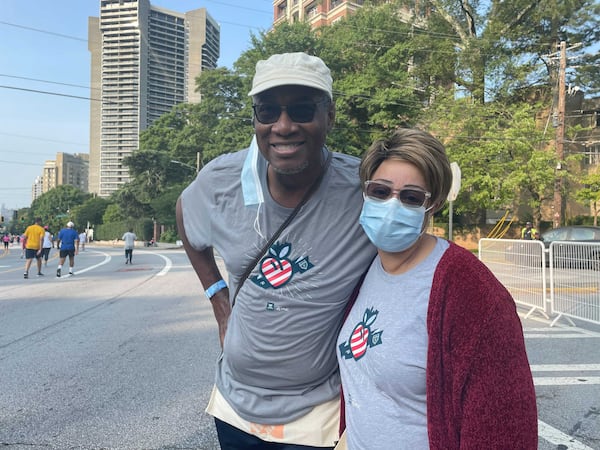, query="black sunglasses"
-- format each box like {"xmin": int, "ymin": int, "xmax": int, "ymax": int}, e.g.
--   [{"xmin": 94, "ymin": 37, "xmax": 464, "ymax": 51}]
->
[
  {"xmin": 364, "ymin": 180, "xmax": 431, "ymax": 208},
  {"xmin": 252, "ymin": 99, "xmax": 329, "ymax": 124}
]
